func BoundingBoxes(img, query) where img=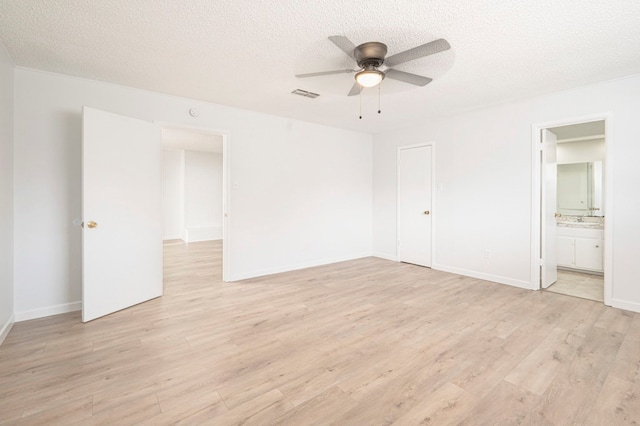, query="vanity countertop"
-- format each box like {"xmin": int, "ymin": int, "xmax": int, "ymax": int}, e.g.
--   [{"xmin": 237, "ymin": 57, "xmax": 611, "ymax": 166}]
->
[{"xmin": 557, "ymin": 218, "xmax": 604, "ymax": 229}]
